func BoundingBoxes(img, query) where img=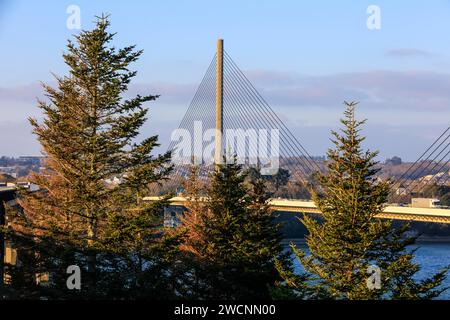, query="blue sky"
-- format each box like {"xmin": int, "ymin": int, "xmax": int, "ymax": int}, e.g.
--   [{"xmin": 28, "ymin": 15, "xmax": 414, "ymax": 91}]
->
[{"xmin": 2, "ymin": 0, "xmax": 450, "ymax": 160}]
